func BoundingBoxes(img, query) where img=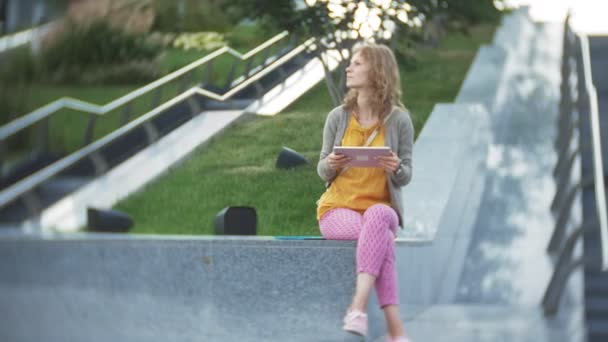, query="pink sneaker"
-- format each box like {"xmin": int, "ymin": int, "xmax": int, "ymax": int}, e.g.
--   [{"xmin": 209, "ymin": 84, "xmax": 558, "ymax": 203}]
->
[{"xmin": 342, "ymin": 310, "xmax": 368, "ymax": 336}]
